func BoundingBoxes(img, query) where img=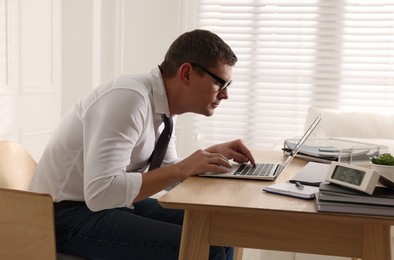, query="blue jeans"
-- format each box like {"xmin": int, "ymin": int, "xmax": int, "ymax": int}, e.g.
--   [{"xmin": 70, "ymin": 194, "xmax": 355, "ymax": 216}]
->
[{"xmin": 55, "ymin": 198, "xmax": 233, "ymax": 260}]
